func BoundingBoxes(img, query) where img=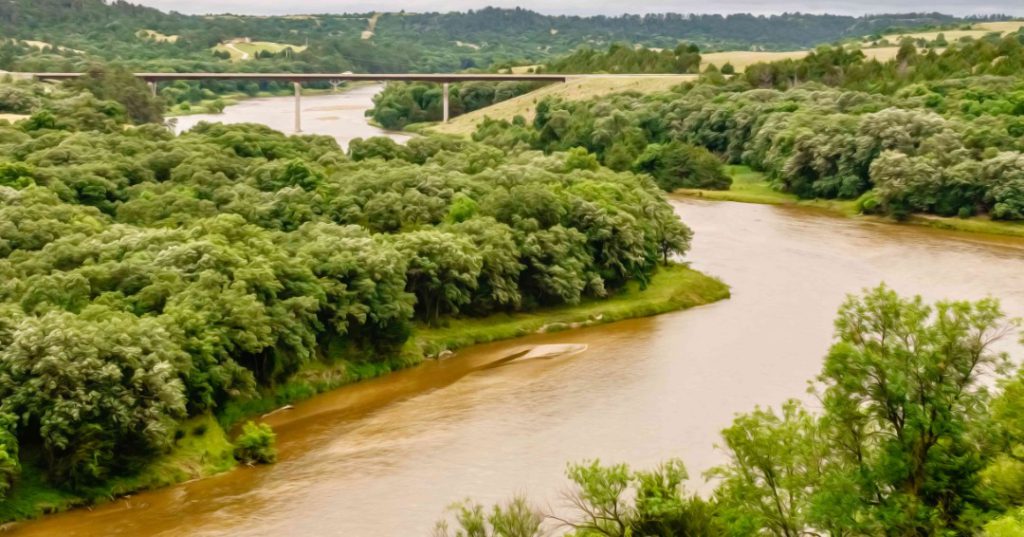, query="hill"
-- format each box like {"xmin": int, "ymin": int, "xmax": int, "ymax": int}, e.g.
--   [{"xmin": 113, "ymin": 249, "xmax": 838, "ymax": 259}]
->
[{"xmin": 0, "ymin": 1, "xmax": 1002, "ymax": 73}]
